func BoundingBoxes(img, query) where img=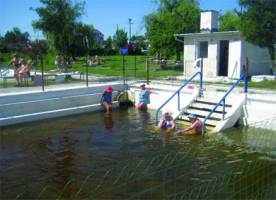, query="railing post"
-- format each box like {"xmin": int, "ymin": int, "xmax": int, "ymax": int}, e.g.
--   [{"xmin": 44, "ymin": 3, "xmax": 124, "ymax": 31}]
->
[
  {"xmin": 222, "ymin": 99, "xmax": 225, "ymax": 120},
  {"xmin": 199, "ymin": 58, "xmax": 203, "ymax": 97},
  {"xmin": 201, "ymin": 124, "xmax": 205, "ymax": 137},
  {"xmin": 177, "ymin": 91, "xmax": 180, "ymax": 110},
  {"xmin": 243, "ymin": 57, "xmax": 248, "ymax": 93}
]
